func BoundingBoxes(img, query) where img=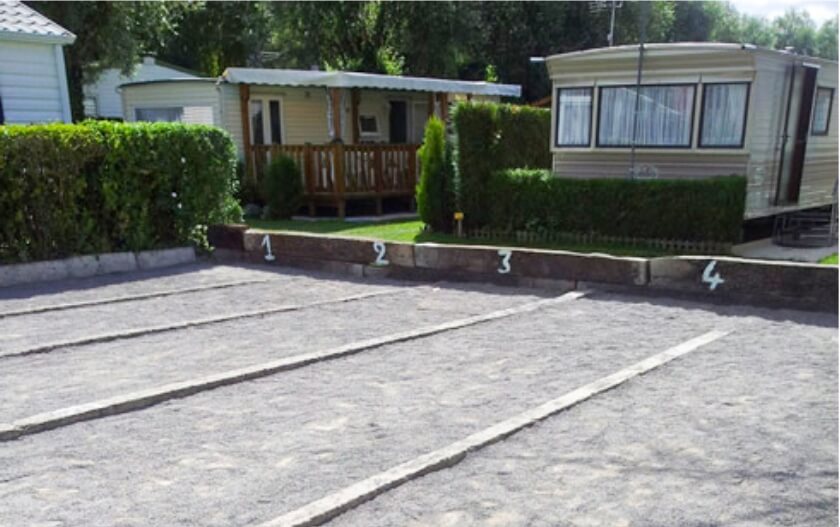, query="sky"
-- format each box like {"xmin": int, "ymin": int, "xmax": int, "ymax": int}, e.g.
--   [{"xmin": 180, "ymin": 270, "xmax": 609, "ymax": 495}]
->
[{"xmin": 729, "ymin": 0, "xmax": 838, "ymax": 24}]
